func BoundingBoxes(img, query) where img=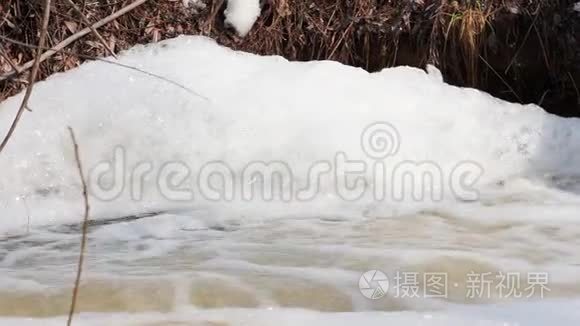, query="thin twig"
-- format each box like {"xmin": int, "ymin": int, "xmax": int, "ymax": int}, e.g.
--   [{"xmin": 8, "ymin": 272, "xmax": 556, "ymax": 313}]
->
[
  {"xmin": 0, "ymin": 0, "xmax": 52, "ymax": 155},
  {"xmin": 66, "ymin": 126, "xmax": 91, "ymax": 326},
  {"xmin": 23, "ymin": 197, "xmax": 31, "ymax": 235},
  {"xmin": 569, "ymin": 72, "xmax": 580, "ymax": 105},
  {"xmin": 0, "ymin": 35, "xmax": 208, "ymax": 100},
  {"xmin": 532, "ymin": 21, "xmax": 550, "ymax": 71},
  {"xmin": 0, "ymin": 0, "xmax": 147, "ymax": 82},
  {"xmin": 329, "ymin": 22, "xmax": 353, "ymax": 60},
  {"xmin": 0, "ymin": 45, "xmax": 21, "ymax": 74},
  {"xmin": 64, "ymin": 0, "xmax": 118, "ymax": 59},
  {"xmin": 504, "ymin": 10, "xmax": 539, "ymax": 74},
  {"xmin": 479, "ymin": 54, "xmax": 522, "ymax": 102},
  {"xmin": 0, "ymin": 45, "xmax": 31, "ymax": 111},
  {"xmin": 538, "ymin": 89, "xmax": 549, "ymax": 106}
]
